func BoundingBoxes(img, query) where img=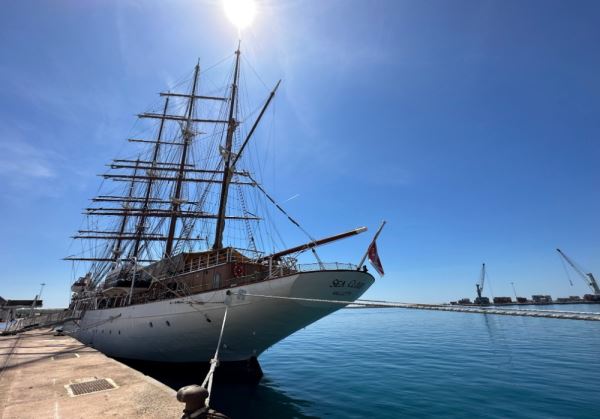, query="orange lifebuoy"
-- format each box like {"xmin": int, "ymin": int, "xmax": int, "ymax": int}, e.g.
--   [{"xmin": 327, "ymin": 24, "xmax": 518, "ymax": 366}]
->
[{"xmin": 232, "ymin": 263, "xmax": 244, "ymax": 278}]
